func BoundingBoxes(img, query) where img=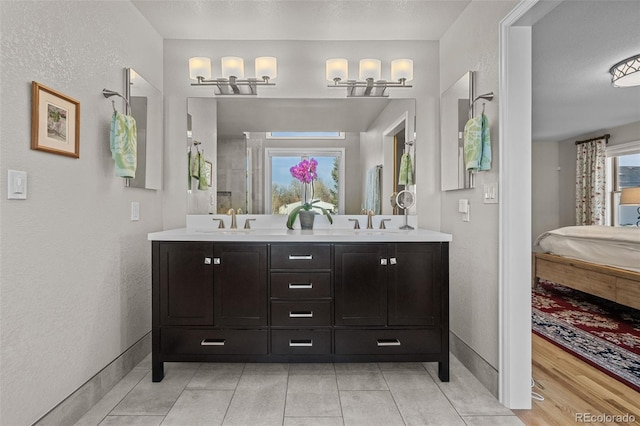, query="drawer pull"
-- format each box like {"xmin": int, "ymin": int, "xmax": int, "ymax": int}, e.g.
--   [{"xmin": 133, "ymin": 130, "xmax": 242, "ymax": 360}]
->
[
  {"xmin": 289, "ymin": 283, "xmax": 313, "ymax": 289},
  {"xmin": 289, "ymin": 311, "xmax": 313, "ymax": 318},
  {"xmin": 289, "ymin": 339, "xmax": 313, "ymax": 347},
  {"xmin": 376, "ymin": 339, "xmax": 401, "ymax": 347},
  {"xmin": 201, "ymin": 339, "xmax": 225, "ymax": 346},
  {"xmin": 288, "ymin": 255, "xmax": 313, "ymax": 260}
]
